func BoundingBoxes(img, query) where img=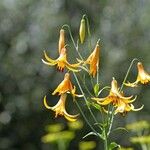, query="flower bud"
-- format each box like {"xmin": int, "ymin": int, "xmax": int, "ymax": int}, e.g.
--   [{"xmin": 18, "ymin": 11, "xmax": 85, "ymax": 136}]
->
[
  {"xmin": 58, "ymin": 29, "xmax": 65, "ymax": 54},
  {"xmin": 79, "ymin": 18, "xmax": 86, "ymax": 44}
]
